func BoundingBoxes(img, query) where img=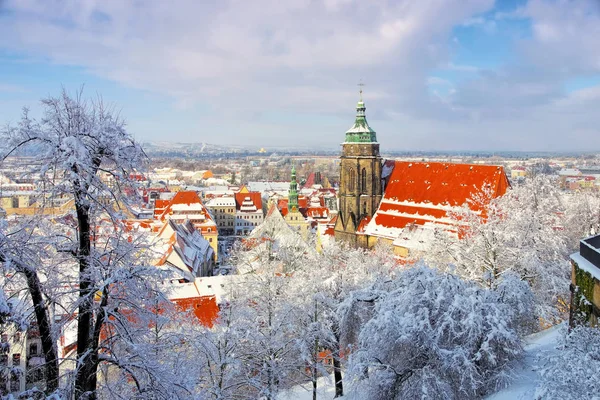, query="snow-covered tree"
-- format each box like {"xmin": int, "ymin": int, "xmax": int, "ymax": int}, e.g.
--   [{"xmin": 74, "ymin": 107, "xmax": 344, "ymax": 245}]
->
[
  {"xmin": 192, "ymin": 296, "xmax": 244, "ymax": 399},
  {"xmin": 0, "ymin": 89, "xmax": 173, "ymax": 398},
  {"xmin": 344, "ymin": 265, "xmax": 527, "ymax": 400},
  {"xmin": 426, "ymin": 175, "xmax": 570, "ymax": 323},
  {"xmin": 229, "ymin": 261, "xmax": 303, "ymax": 400},
  {"xmin": 535, "ymin": 326, "xmax": 600, "ymax": 400}
]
